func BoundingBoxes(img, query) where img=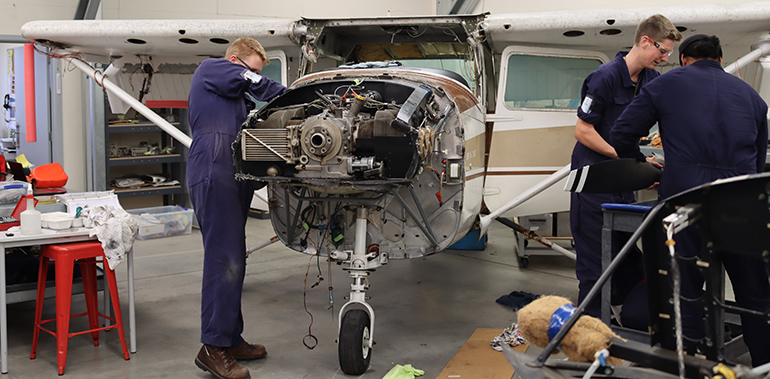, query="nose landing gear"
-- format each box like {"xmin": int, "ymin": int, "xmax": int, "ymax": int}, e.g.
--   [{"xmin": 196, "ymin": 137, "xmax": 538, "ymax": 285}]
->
[{"xmin": 336, "ymin": 207, "xmax": 382, "ymax": 375}]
